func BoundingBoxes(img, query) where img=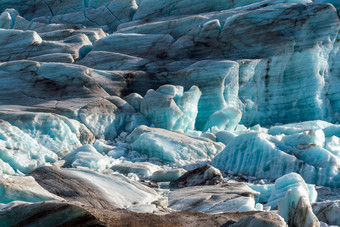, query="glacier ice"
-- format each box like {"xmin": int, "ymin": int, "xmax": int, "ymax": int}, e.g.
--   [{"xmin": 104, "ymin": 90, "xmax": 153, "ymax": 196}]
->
[
  {"xmin": 63, "ymin": 144, "xmax": 114, "ymax": 172},
  {"xmin": 266, "ymin": 173, "xmax": 316, "ymax": 209},
  {"xmin": 170, "ymin": 165, "xmax": 224, "ymax": 188},
  {"xmin": 141, "ymin": 85, "xmax": 201, "ymax": 132},
  {"xmin": 313, "ymin": 200, "xmax": 340, "ymax": 226},
  {"xmin": 151, "ymin": 169, "xmax": 187, "ymax": 182},
  {"xmin": 168, "ymin": 183, "xmax": 258, "ymax": 214},
  {"xmin": 127, "ymin": 125, "xmax": 224, "ymax": 163},
  {"xmin": 0, "ymin": 112, "xmax": 93, "ymax": 157},
  {"xmin": 30, "ymin": 166, "xmax": 159, "ymax": 209},
  {"xmin": 0, "ymin": 175, "xmax": 61, "ymax": 204},
  {"xmin": 255, "ymin": 173, "xmax": 320, "ymax": 226},
  {"xmin": 212, "ymin": 129, "xmax": 340, "ymax": 187},
  {"xmin": 92, "ymin": 33, "xmax": 175, "ymax": 59},
  {"xmin": 203, "ymin": 107, "xmax": 241, "ymax": 132},
  {"xmin": 278, "ymin": 186, "xmax": 319, "ymax": 226},
  {"xmin": 0, "ymin": 120, "xmax": 57, "ymax": 174},
  {"xmin": 111, "ymin": 162, "xmax": 161, "ymax": 179},
  {"xmin": 215, "ymin": 130, "xmax": 237, "ymax": 146},
  {"xmin": 1, "ymin": 0, "xmax": 340, "ymax": 224},
  {"xmin": 169, "ymin": 60, "xmax": 241, "ymax": 130}
]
